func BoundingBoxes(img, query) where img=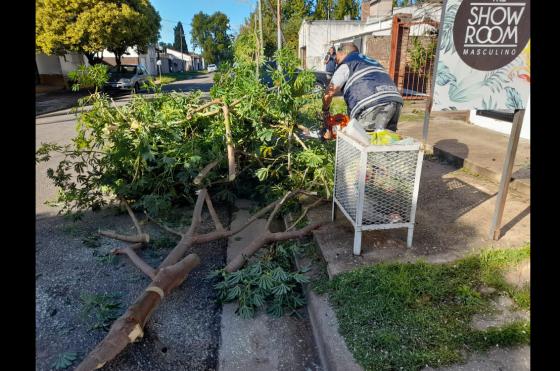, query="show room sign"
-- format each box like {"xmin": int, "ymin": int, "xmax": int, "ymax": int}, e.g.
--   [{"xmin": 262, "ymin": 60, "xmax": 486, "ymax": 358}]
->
[{"xmin": 432, "ymin": 0, "xmax": 530, "ymax": 111}]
